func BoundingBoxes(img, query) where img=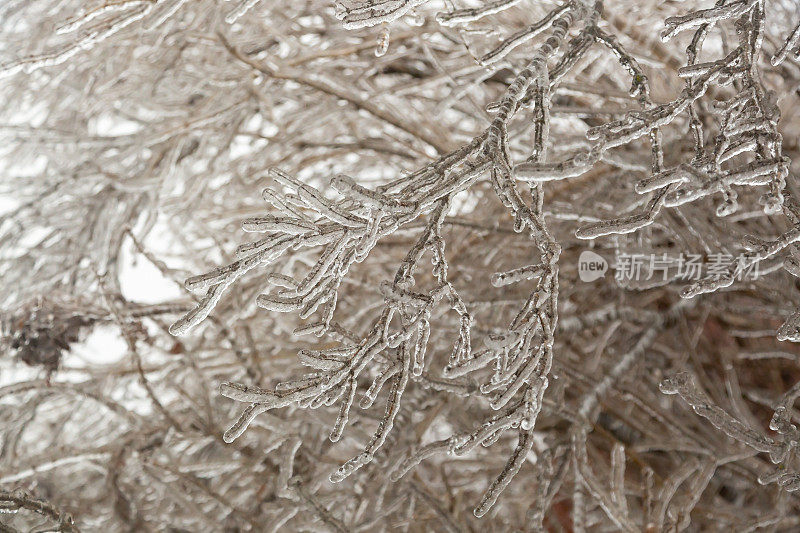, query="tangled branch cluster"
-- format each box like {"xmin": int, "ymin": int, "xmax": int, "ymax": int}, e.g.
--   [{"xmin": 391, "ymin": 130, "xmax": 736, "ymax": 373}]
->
[{"xmin": 4, "ymin": 0, "xmax": 800, "ymax": 530}]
